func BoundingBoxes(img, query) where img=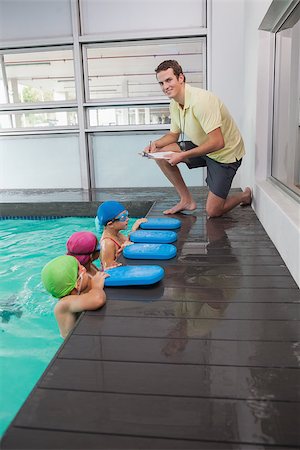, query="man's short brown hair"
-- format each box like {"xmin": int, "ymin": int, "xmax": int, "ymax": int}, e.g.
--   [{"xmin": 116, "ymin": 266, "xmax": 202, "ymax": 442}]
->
[{"xmin": 155, "ymin": 60, "xmax": 186, "ymax": 82}]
